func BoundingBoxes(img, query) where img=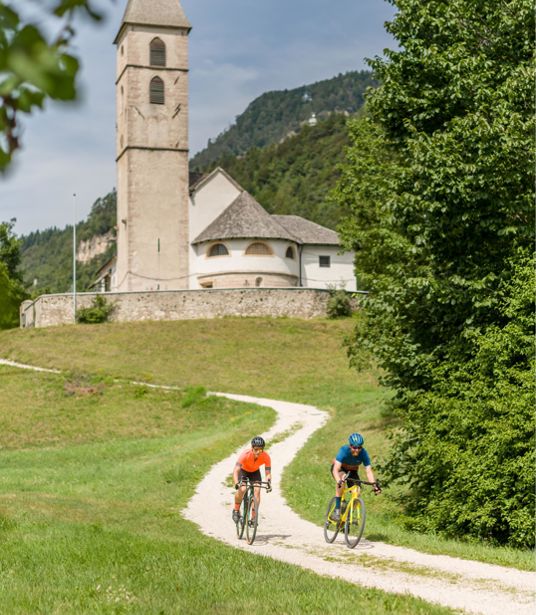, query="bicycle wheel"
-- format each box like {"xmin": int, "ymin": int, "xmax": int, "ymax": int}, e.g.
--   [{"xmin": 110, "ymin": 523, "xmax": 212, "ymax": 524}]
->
[
  {"xmin": 344, "ymin": 497, "xmax": 366, "ymax": 548},
  {"xmin": 236, "ymin": 493, "xmax": 247, "ymax": 539},
  {"xmin": 323, "ymin": 497, "xmax": 341, "ymax": 543},
  {"xmin": 245, "ymin": 494, "xmax": 259, "ymax": 545}
]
